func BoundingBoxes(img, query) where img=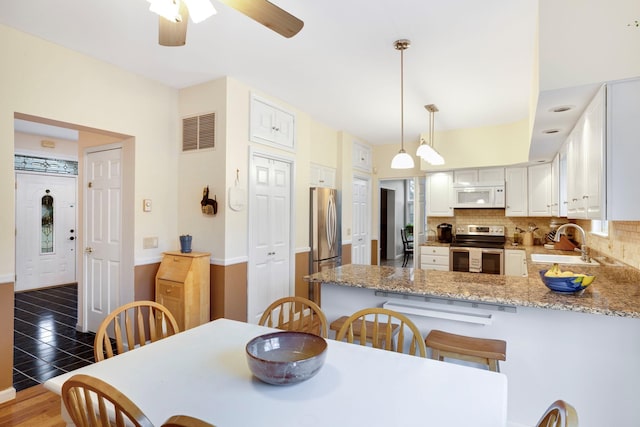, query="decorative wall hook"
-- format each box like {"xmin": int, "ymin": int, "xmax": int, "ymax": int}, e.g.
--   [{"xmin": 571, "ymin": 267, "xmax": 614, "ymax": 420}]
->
[{"xmin": 201, "ymin": 186, "xmax": 217, "ymax": 216}]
